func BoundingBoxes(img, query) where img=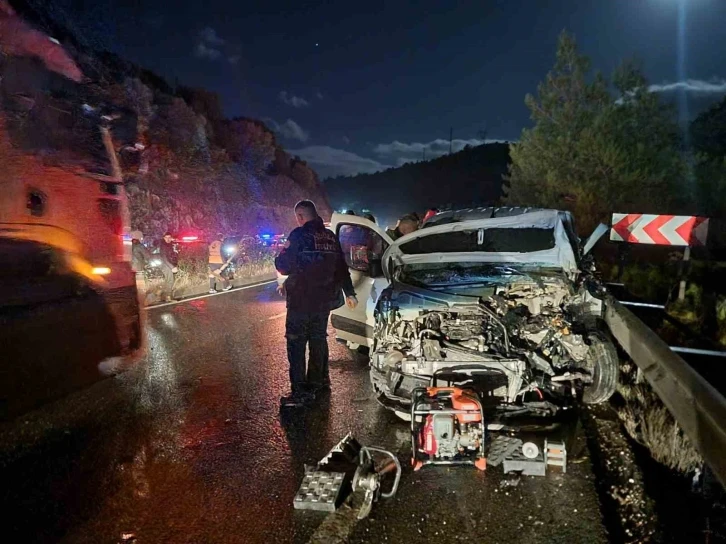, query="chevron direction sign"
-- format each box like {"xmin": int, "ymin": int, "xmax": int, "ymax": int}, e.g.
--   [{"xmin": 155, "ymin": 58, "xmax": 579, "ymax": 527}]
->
[{"xmin": 610, "ymin": 214, "xmax": 709, "ymax": 246}]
